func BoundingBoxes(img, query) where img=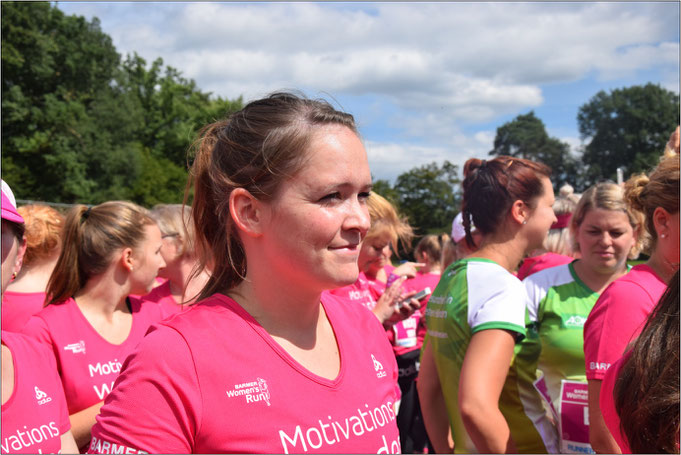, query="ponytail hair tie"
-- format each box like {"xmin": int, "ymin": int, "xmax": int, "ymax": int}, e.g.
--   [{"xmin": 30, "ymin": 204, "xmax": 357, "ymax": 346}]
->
[{"xmin": 82, "ymin": 207, "xmax": 92, "ymax": 221}]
